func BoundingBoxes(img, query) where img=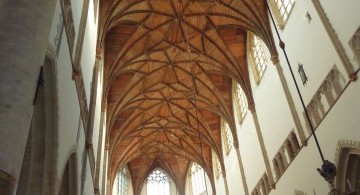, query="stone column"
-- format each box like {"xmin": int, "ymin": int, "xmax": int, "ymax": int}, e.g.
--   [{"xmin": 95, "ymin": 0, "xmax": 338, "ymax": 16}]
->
[
  {"xmin": 0, "ymin": 1, "xmax": 56, "ymax": 194},
  {"xmin": 274, "ymin": 61, "xmax": 307, "ymax": 145},
  {"xmin": 222, "ymin": 171, "xmax": 230, "ymax": 195},
  {"xmin": 250, "ymin": 106, "xmax": 275, "ymax": 187},
  {"xmin": 102, "ymin": 144, "xmax": 110, "ymax": 195},
  {"xmin": 234, "ymin": 141, "xmax": 249, "ymax": 195}
]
